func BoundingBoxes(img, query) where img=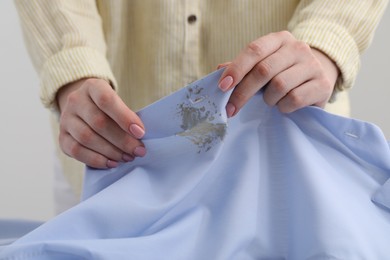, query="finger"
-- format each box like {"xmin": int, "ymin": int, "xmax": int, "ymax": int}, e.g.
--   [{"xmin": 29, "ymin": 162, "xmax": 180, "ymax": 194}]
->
[
  {"xmin": 263, "ymin": 61, "xmax": 317, "ymax": 106},
  {"xmin": 276, "ymin": 78, "xmax": 330, "ymax": 113},
  {"xmin": 66, "ymin": 80, "xmax": 146, "ymax": 158},
  {"xmin": 67, "ymin": 115, "xmax": 126, "ymax": 161},
  {"xmin": 79, "ymin": 105, "xmax": 145, "ymax": 157},
  {"xmin": 59, "ymin": 131, "xmax": 119, "ymax": 169},
  {"xmin": 86, "ymin": 79, "xmax": 146, "ymax": 139},
  {"xmin": 63, "ymin": 88, "xmax": 144, "ymax": 158},
  {"xmin": 218, "ymin": 31, "xmax": 293, "ymax": 92},
  {"xmin": 226, "ymin": 46, "xmax": 297, "ymax": 116}
]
